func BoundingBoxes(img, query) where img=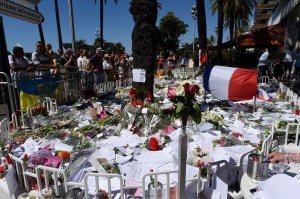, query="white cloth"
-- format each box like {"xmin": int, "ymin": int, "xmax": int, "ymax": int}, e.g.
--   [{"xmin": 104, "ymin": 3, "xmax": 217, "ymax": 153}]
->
[{"xmin": 258, "ymin": 50, "xmax": 269, "ymax": 66}]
